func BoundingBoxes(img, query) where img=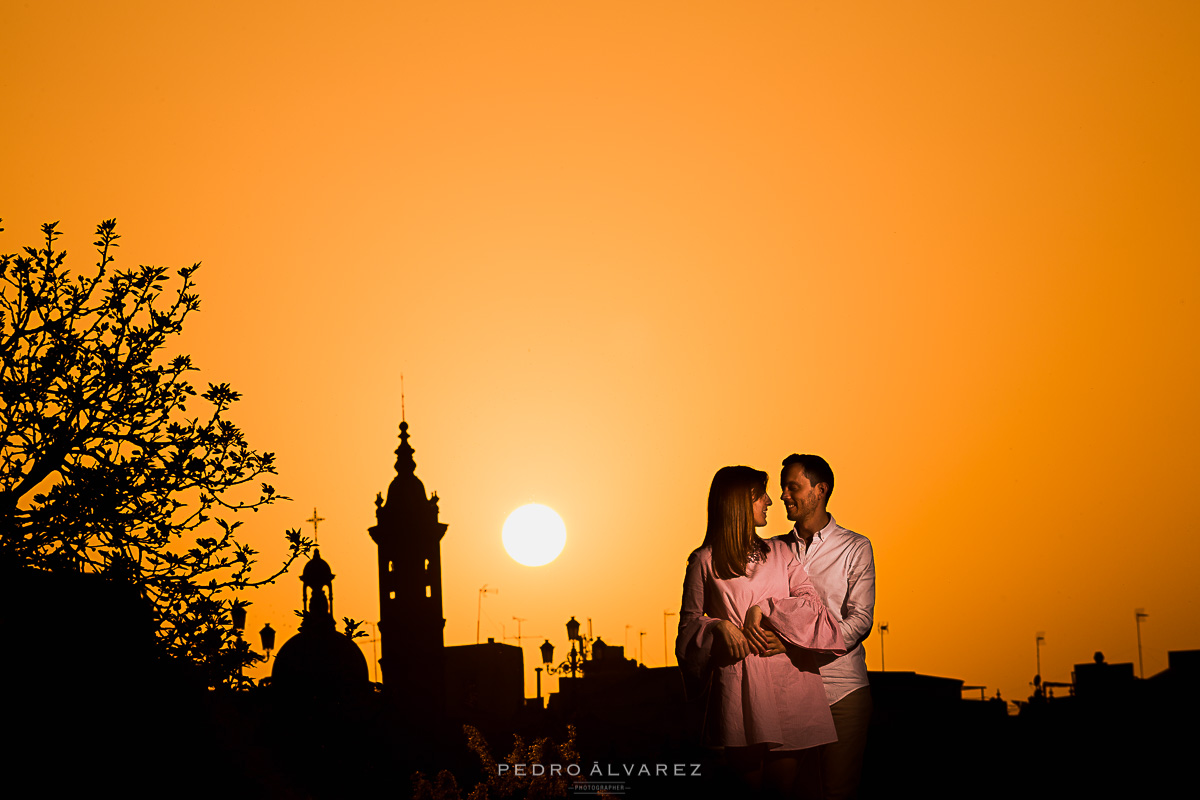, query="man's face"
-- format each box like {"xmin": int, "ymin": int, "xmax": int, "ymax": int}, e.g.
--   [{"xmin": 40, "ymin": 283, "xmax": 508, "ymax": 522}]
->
[{"xmin": 781, "ymin": 464, "xmax": 823, "ymax": 524}]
